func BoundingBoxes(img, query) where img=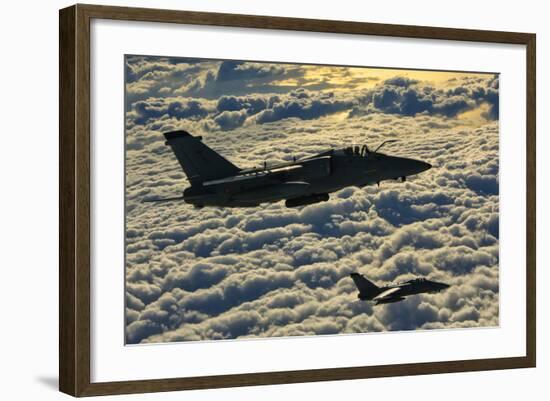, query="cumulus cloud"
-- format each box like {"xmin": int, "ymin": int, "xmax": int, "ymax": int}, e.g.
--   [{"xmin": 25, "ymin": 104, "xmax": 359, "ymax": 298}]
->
[
  {"xmin": 216, "ymin": 61, "xmax": 286, "ymax": 82},
  {"xmin": 123, "ymin": 55, "xmax": 500, "ymax": 344},
  {"xmin": 351, "ymin": 75, "xmax": 499, "ymax": 119},
  {"xmin": 125, "ymin": 56, "xmax": 499, "ymax": 136},
  {"xmin": 217, "ymin": 95, "xmax": 268, "ymax": 115},
  {"xmin": 132, "ymin": 97, "xmax": 213, "ymax": 125},
  {"xmin": 213, "ymin": 110, "xmax": 248, "ymax": 130},
  {"xmin": 253, "ymin": 90, "xmax": 353, "ymax": 124}
]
